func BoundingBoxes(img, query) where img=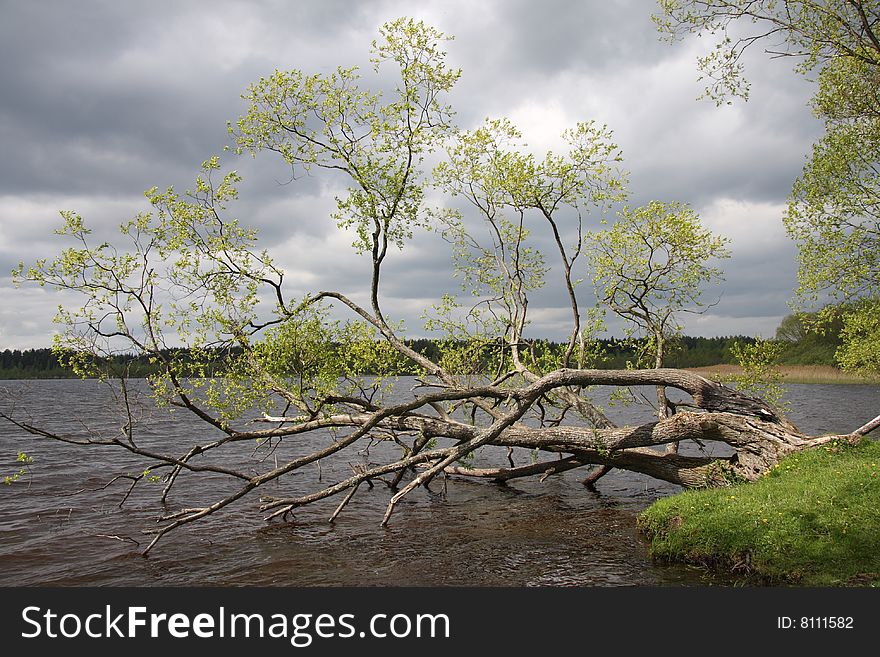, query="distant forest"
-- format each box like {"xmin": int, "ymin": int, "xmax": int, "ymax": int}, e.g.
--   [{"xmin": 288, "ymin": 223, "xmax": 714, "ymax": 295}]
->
[{"xmin": 0, "ymin": 316, "xmax": 842, "ymax": 379}]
